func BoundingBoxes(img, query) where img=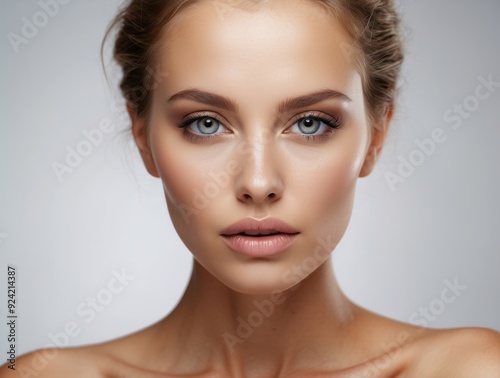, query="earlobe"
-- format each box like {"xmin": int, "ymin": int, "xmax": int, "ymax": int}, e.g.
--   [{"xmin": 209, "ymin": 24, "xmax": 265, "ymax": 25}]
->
[
  {"xmin": 359, "ymin": 104, "xmax": 393, "ymax": 178},
  {"xmin": 127, "ymin": 103, "xmax": 160, "ymax": 178}
]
